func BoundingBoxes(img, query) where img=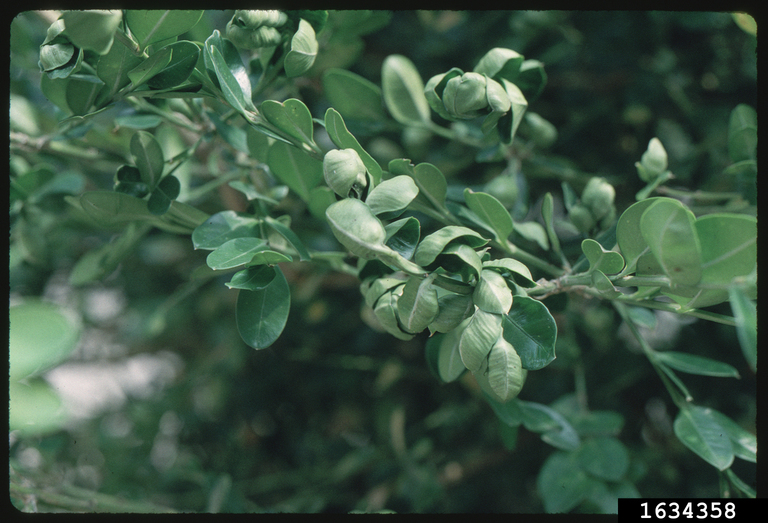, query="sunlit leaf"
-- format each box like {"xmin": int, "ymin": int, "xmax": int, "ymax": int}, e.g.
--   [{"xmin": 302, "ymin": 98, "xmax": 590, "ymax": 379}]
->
[
  {"xmin": 459, "ymin": 309, "xmax": 502, "ymax": 372},
  {"xmin": 464, "ymin": 189, "xmax": 514, "ymax": 242},
  {"xmin": 324, "ymin": 108, "xmax": 382, "ymax": 183},
  {"xmin": 284, "ymin": 19, "xmax": 318, "ymax": 78},
  {"xmin": 485, "ymin": 335, "xmax": 526, "ymax": 402},
  {"xmin": 397, "ymin": 274, "xmax": 439, "ymax": 334},
  {"xmin": 640, "ymin": 198, "xmax": 701, "ymax": 286},
  {"xmin": 381, "ymin": 54, "xmax": 431, "ymax": 126},
  {"xmin": 260, "ymin": 98, "xmax": 315, "ymax": 148},
  {"xmin": 474, "ymin": 269, "xmax": 513, "ymax": 314},
  {"xmin": 62, "ymin": 10, "xmax": 122, "ymax": 55},
  {"xmin": 581, "ymin": 238, "xmax": 625, "ymax": 275},
  {"xmin": 206, "ymin": 237, "xmax": 269, "ymax": 270},
  {"xmin": 366, "ymin": 175, "xmax": 419, "ymax": 217},
  {"xmin": 414, "ymin": 226, "xmax": 488, "ymax": 267}
]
